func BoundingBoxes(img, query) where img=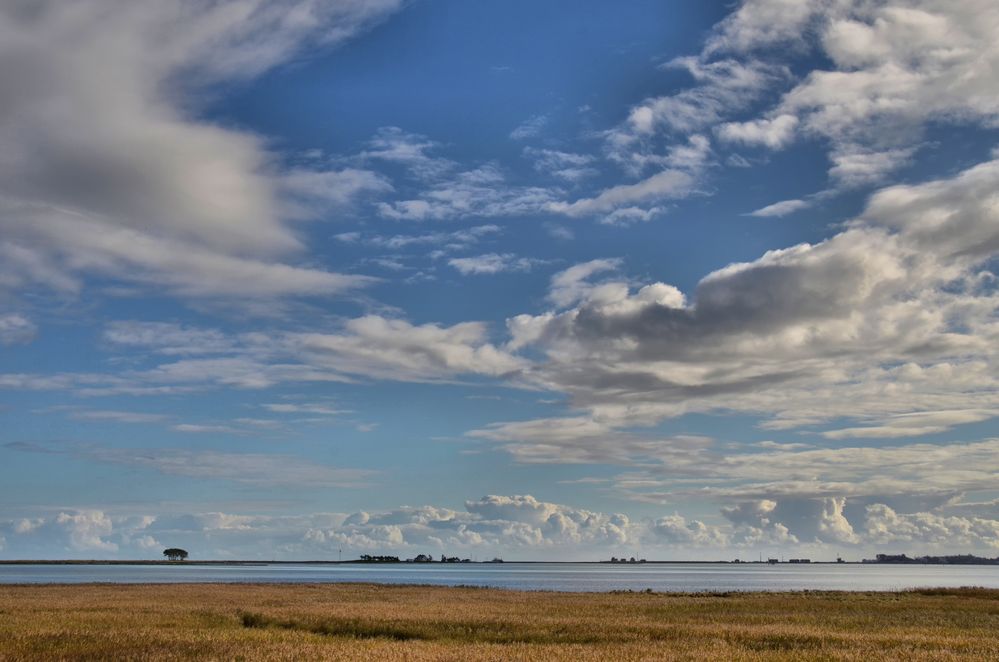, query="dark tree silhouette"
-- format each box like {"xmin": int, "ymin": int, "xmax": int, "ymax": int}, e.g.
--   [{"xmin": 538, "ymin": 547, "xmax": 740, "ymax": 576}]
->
[{"xmin": 163, "ymin": 548, "xmax": 188, "ymax": 561}]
